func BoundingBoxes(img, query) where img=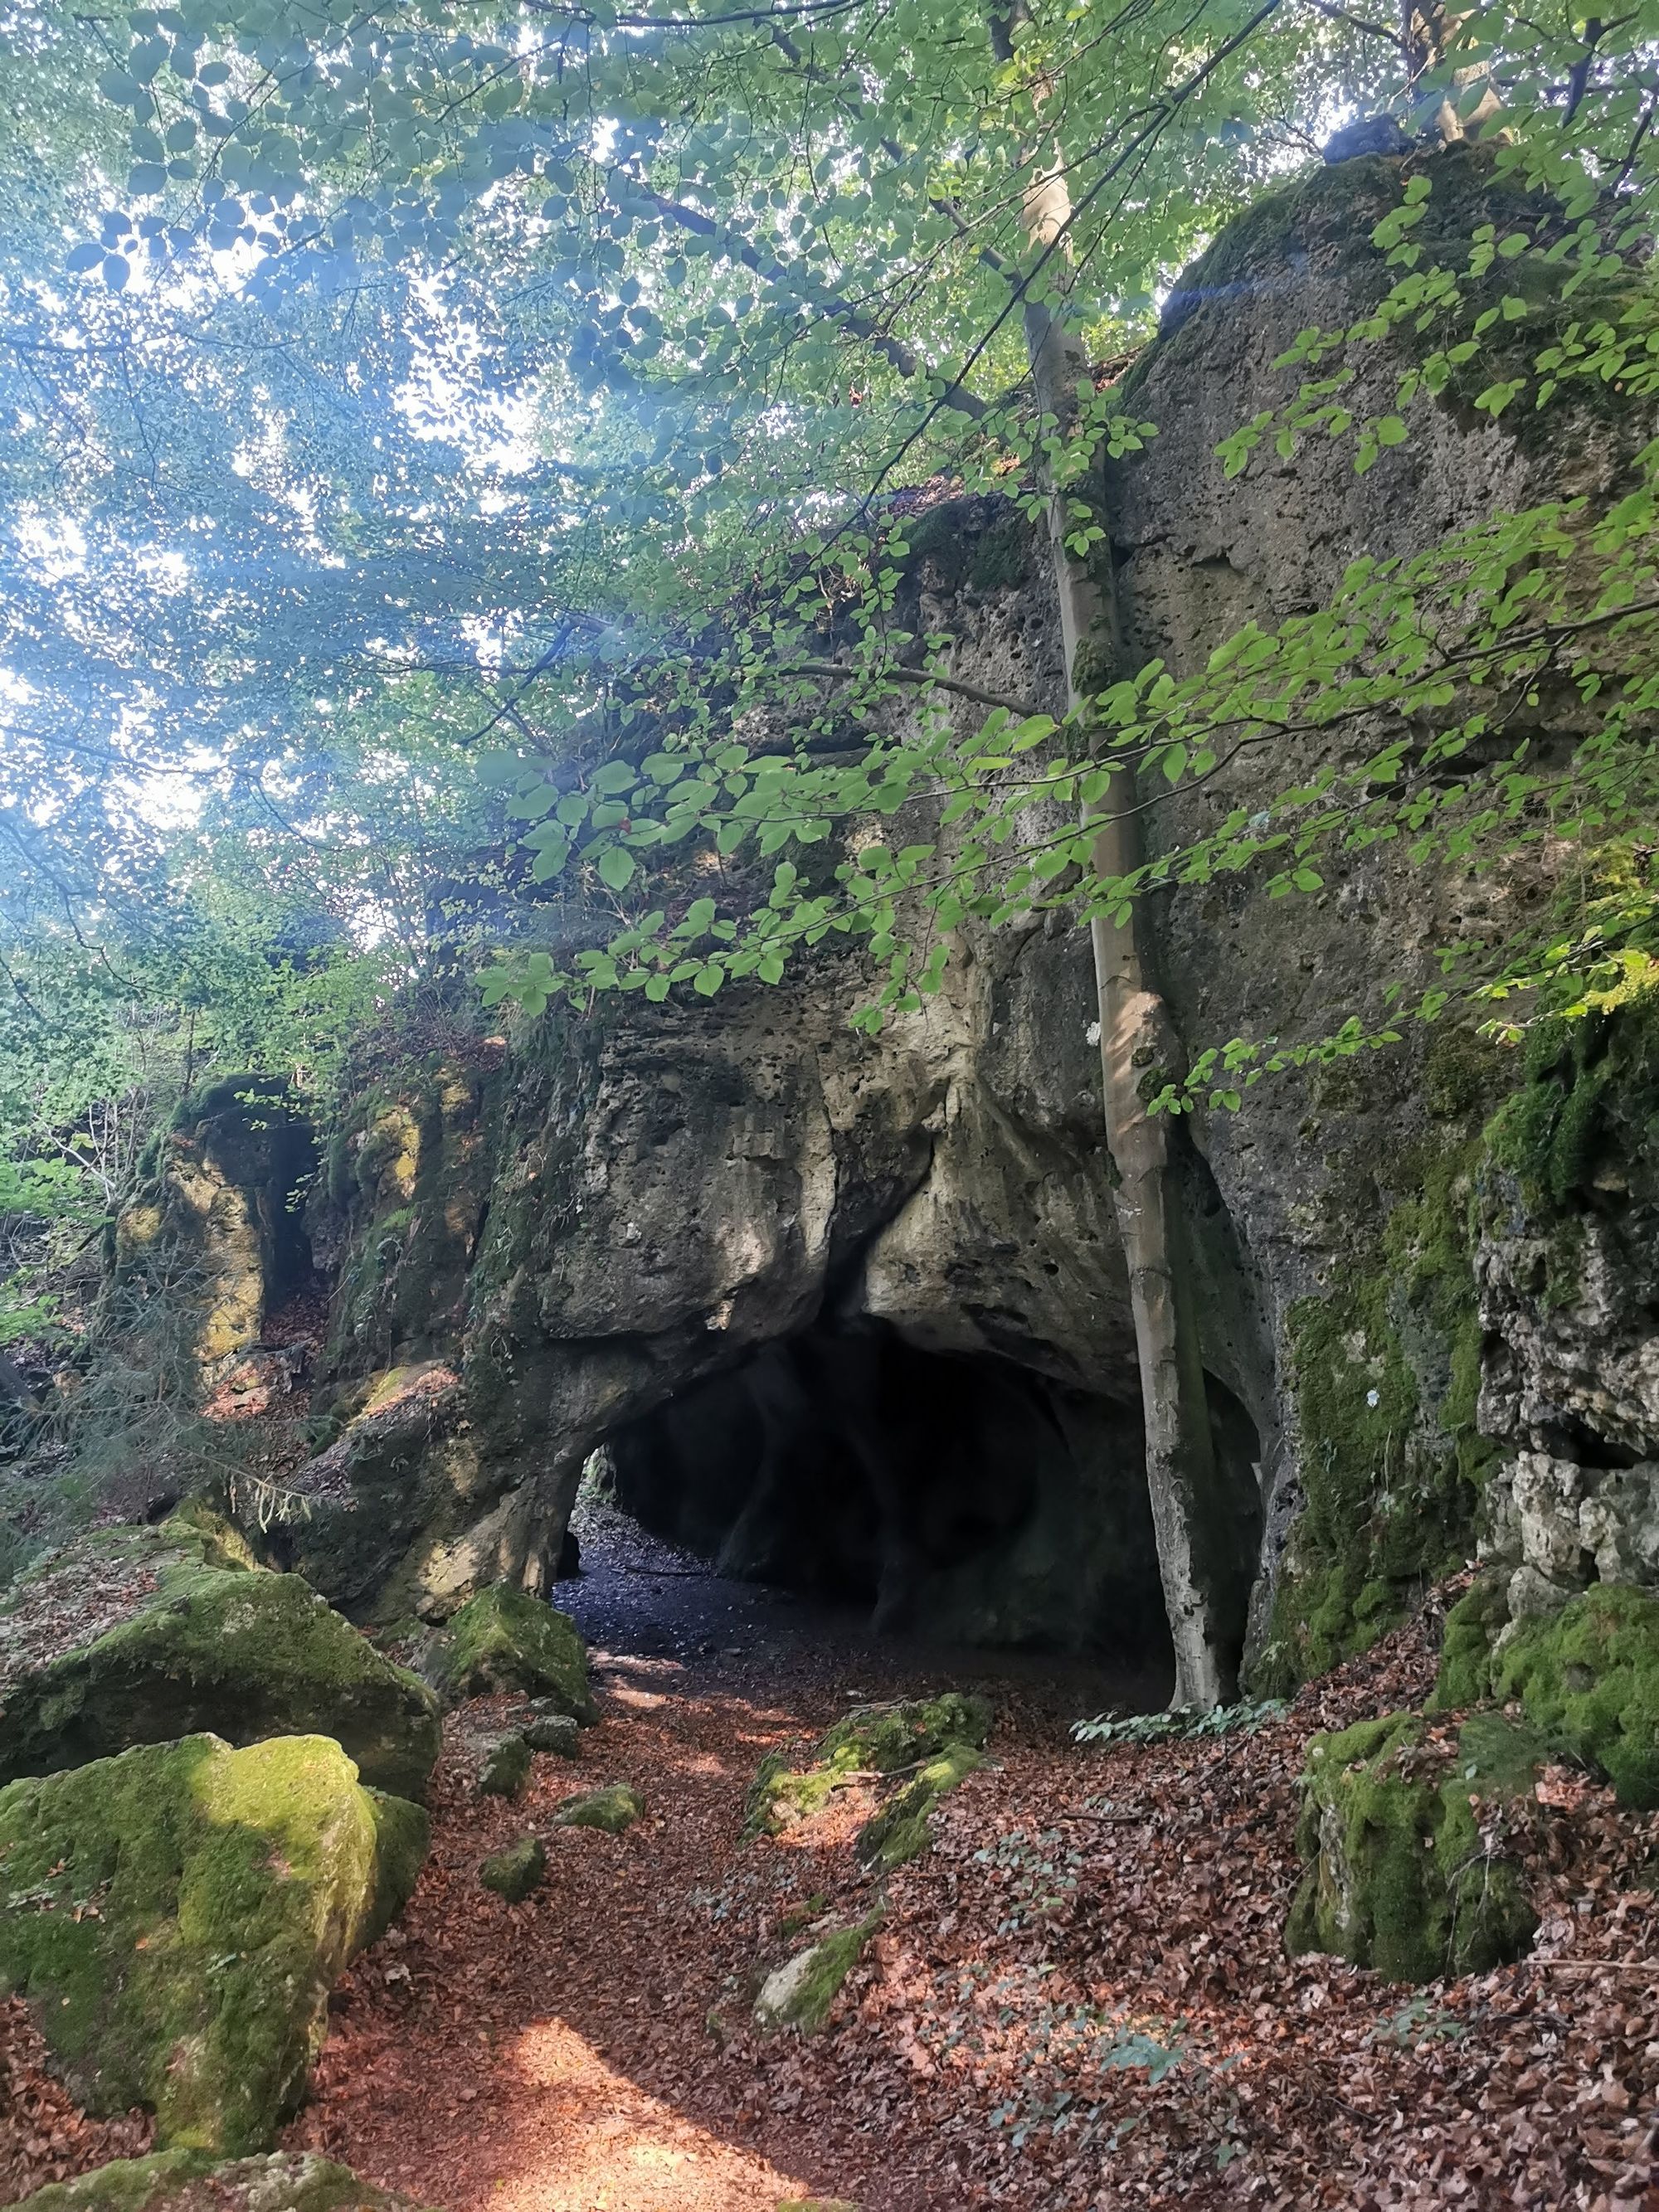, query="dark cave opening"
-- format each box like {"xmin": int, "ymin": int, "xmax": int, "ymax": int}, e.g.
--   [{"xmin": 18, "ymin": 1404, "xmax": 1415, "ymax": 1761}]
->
[{"xmin": 606, "ymin": 1317, "xmax": 1265, "ymax": 1668}]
